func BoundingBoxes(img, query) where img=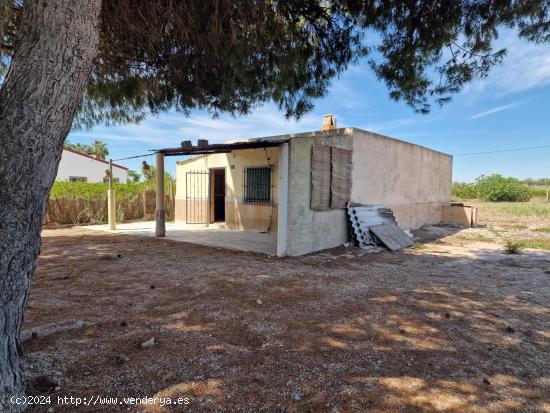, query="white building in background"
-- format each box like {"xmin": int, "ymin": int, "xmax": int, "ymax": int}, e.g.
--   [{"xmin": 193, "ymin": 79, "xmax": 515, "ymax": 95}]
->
[{"xmin": 56, "ymin": 147, "xmax": 128, "ymax": 183}]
